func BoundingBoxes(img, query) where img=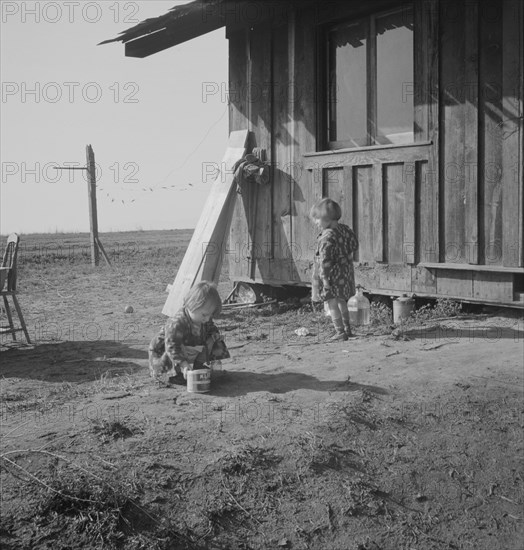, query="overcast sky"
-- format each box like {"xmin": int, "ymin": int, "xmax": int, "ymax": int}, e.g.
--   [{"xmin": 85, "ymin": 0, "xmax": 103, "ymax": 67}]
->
[{"xmin": 1, "ymin": 1, "xmax": 228, "ymax": 234}]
